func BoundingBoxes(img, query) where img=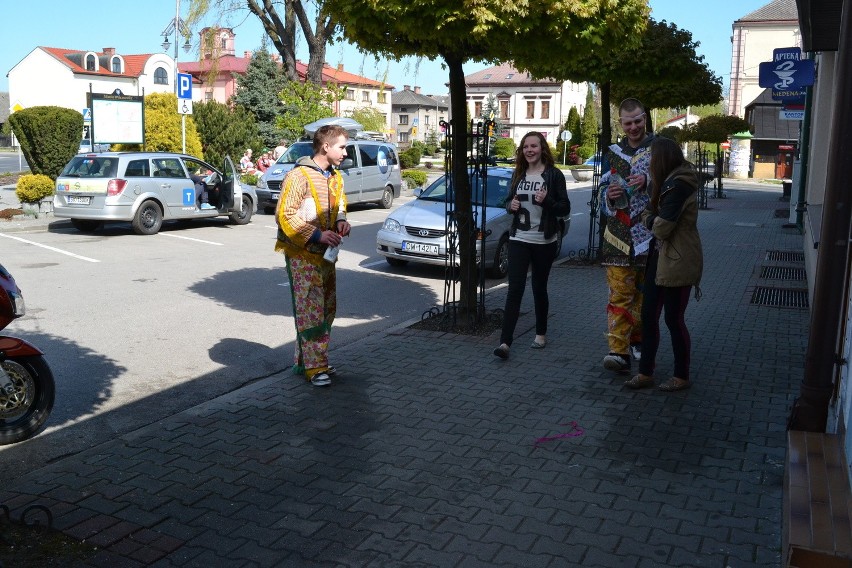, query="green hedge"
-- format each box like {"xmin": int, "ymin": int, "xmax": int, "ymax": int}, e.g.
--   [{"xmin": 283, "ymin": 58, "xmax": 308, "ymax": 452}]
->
[
  {"xmin": 402, "ymin": 170, "xmax": 428, "ymax": 188},
  {"xmin": 399, "ymin": 147, "xmax": 422, "ymax": 169}
]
